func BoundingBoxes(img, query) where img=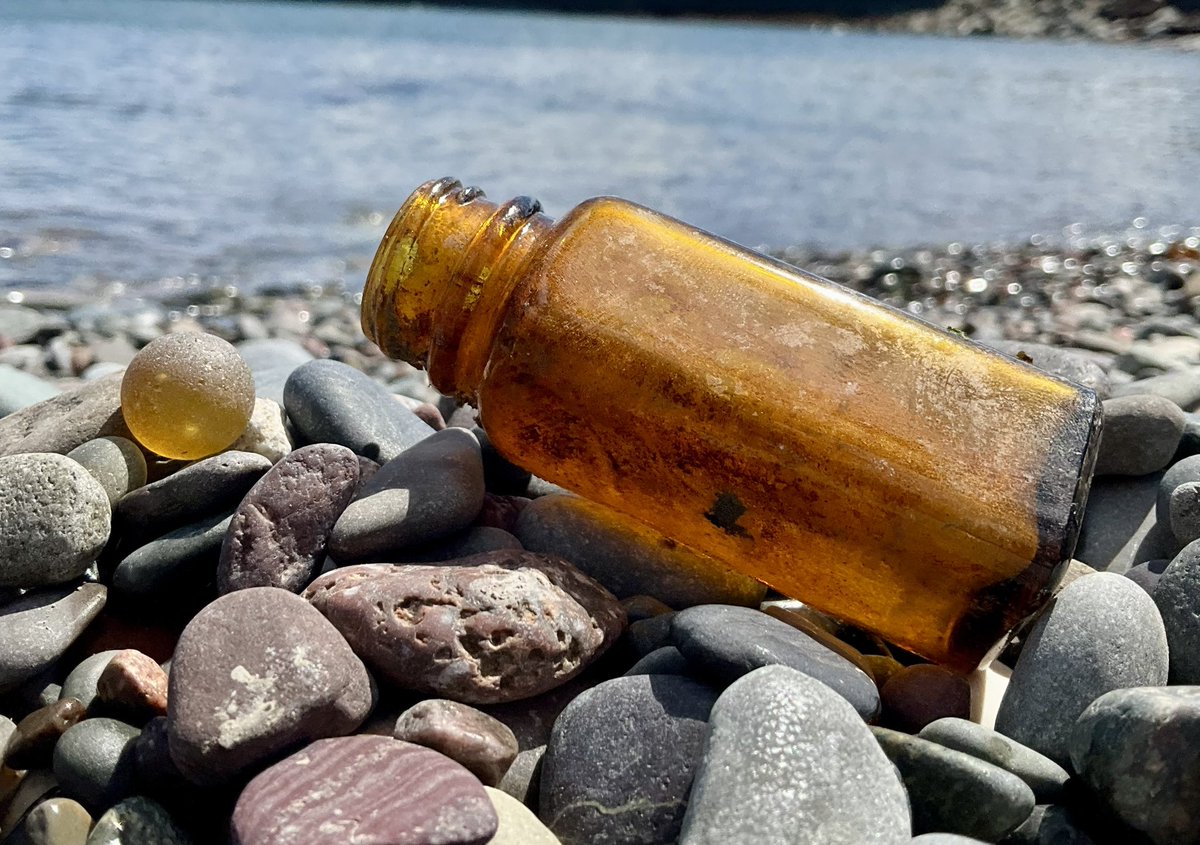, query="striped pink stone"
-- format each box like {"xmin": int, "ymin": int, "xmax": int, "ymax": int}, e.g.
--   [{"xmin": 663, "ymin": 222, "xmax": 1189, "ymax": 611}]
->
[{"xmin": 231, "ymin": 736, "xmax": 498, "ymax": 845}]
